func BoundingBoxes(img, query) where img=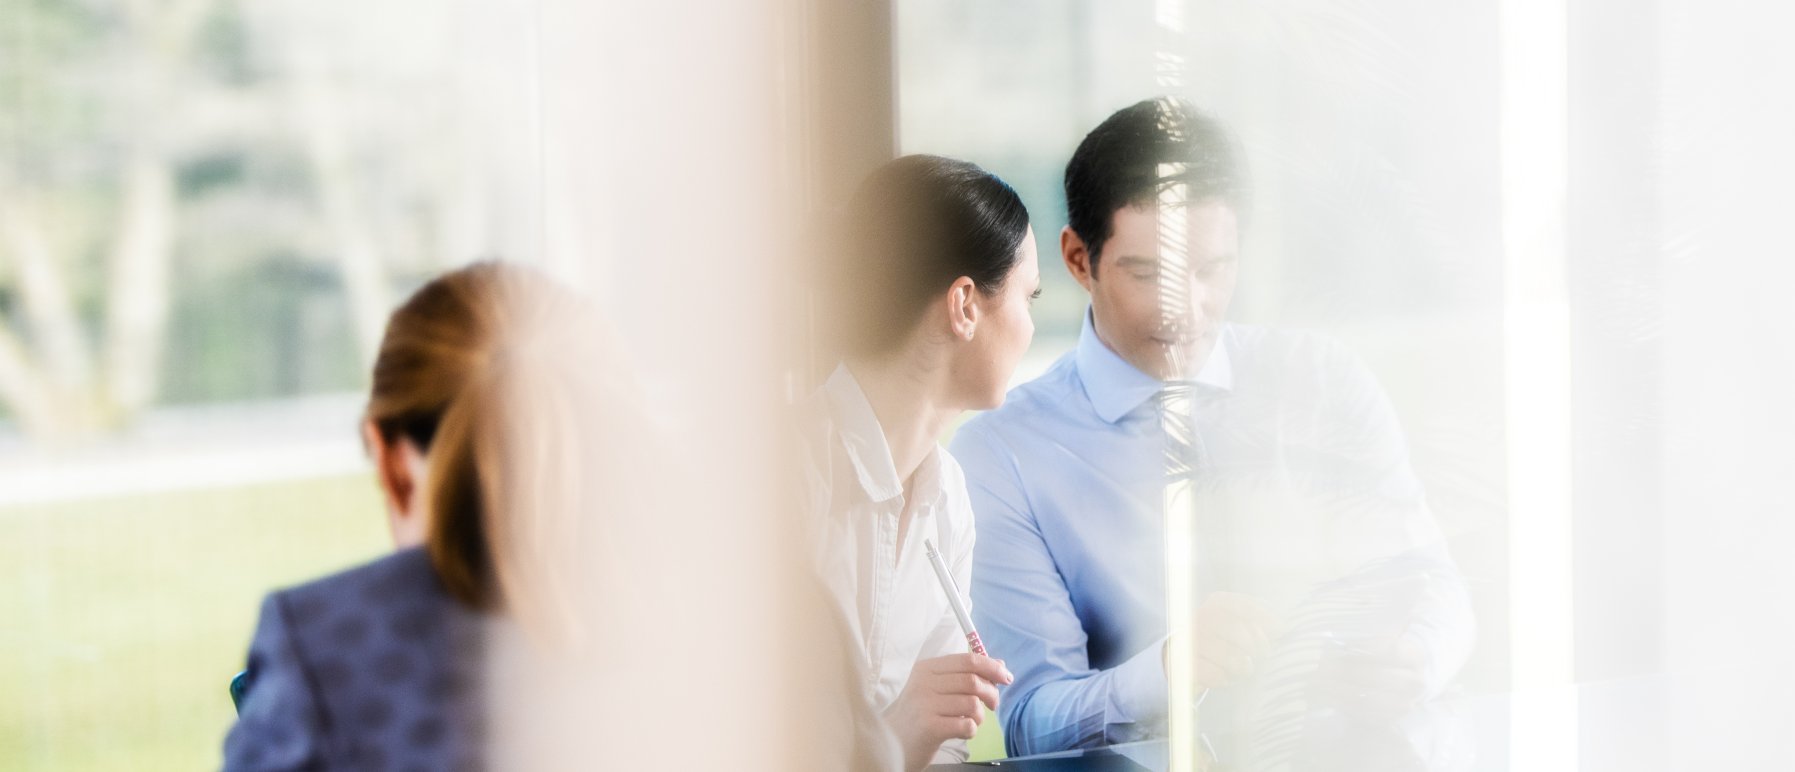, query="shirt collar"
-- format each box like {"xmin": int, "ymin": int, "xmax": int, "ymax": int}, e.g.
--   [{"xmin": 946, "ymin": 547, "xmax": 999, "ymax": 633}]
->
[
  {"xmin": 822, "ymin": 364, "xmax": 942, "ymax": 504},
  {"xmin": 1074, "ymin": 309, "xmax": 1235, "ymax": 424}
]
